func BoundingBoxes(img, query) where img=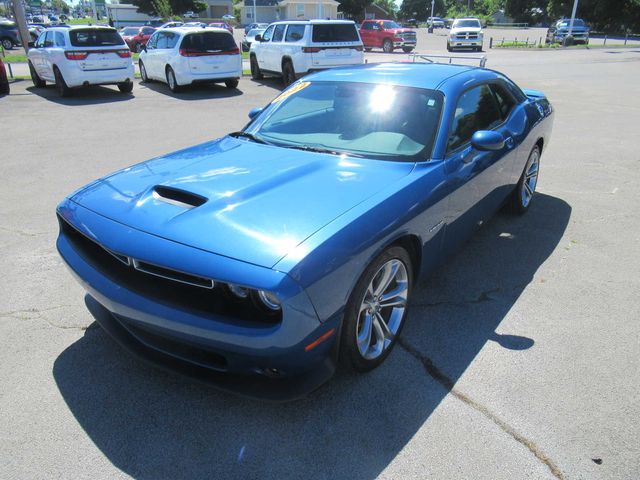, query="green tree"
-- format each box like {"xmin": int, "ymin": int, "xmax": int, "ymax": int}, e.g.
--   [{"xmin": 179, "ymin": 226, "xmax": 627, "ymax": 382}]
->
[
  {"xmin": 338, "ymin": 0, "xmax": 373, "ymax": 16},
  {"xmin": 547, "ymin": 0, "xmax": 640, "ymax": 32},
  {"xmin": 374, "ymin": 0, "xmax": 398, "ymax": 17},
  {"xmin": 131, "ymin": 0, "xmax": 207, "ymax": 17},
  {"xmin": 399, "ymin": 0, "xmax": 446, "ymax": 19}
]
